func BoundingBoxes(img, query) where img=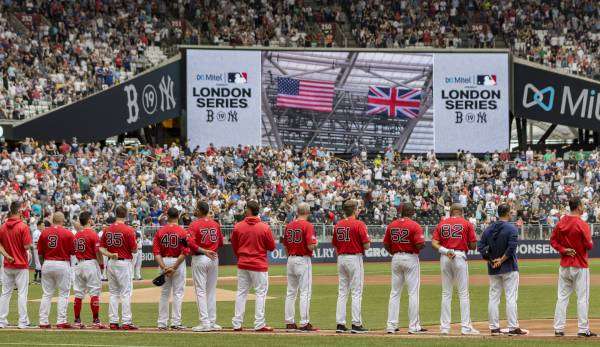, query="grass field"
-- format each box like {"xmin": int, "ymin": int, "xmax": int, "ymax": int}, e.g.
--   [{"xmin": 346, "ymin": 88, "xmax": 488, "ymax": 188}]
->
[{"xmin": 1, "ymin": 259, "xmax": 600, "ymax": 346}]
